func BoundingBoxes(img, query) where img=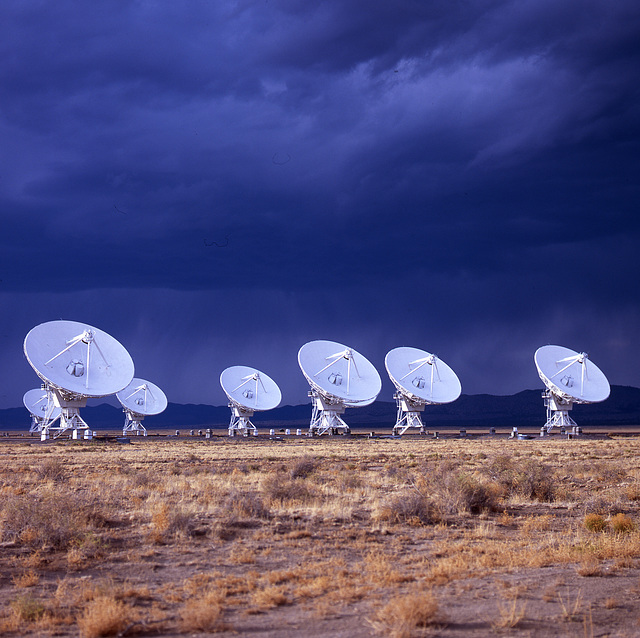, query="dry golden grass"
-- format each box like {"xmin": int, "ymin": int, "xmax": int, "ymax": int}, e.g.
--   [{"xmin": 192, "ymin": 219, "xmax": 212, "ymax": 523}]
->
[
  {"xmin": 179, "ymin": 592, "xmax": 227, "ymax": 632},
  {"xmin": 557, "ymin": 589, "xmax": 583, "ymax": 622},
  {"xmin": 11, "ymin": 569, "xmax": 39, "ymax": 588},
  {"xmin": 1, "ymin": 436, "xmax": 640, "ymax": 636},
  {"xmin": 76, "ymin": 595, "xmax": 134, "ymax": 637},
  {"xmin": 492, "ymin": 594, "xmax": 527, "ymax": 629},
  {"xmin": 369, "ymin": 589, "xmax": 440, "ymax": 637},
  {"xmin": 251, "ymin": 584, "xmax": 289, "ymax": 609}
]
